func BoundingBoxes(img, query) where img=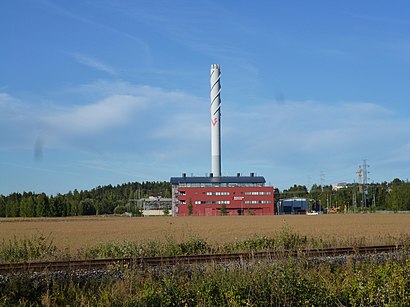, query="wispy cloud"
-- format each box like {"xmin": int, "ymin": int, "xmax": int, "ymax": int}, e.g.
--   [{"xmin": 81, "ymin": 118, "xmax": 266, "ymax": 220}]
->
[
  {"xmin": 2, "ymin": 82, "xmax": 409, "ymax": 189},
  {"xmin": 0, "ymin": 92, "xmax": 21, "ymax": 110},
  {"xmin": 348, "ymin": 12, "xmax": 410, "ymax": 26},
  {"xmin": 71, "ymin": 53, "xmax": 117, "ymax": 75},
  {"xmin": 0, "ymin": 82, "xmax": 207, "ymax": 151},
  {"xmin": 38, "ymin": 0, "xmax": 152, "ymax": 63},
  {"xmin": 227, "ymin": 100, "xmax": 405, "ymax": 155},
  {"xmin": 103, "ymin": 0, "xmax": 255, "ymax": 71},
  {"xmin": 42, "ymin": 94, "xmax": 145, "ymax": 135},
  {"xmin": 221, "ymin": 99, "xmax": 410, "ymax": 185}
]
